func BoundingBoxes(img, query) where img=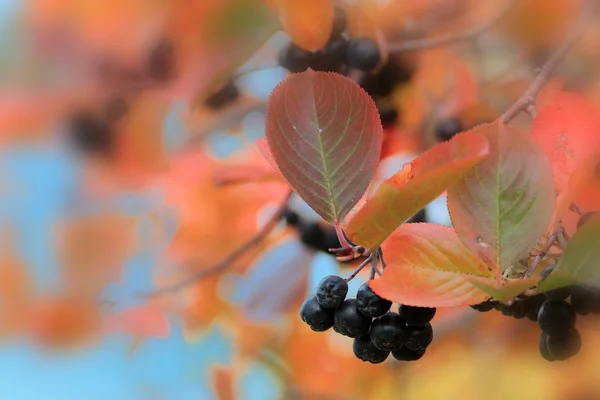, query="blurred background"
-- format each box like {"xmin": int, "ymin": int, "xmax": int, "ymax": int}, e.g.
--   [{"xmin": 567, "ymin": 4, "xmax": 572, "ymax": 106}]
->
[{"xmin": 2, "ymin": 0, "xmax": 600, "ymax": 399}]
